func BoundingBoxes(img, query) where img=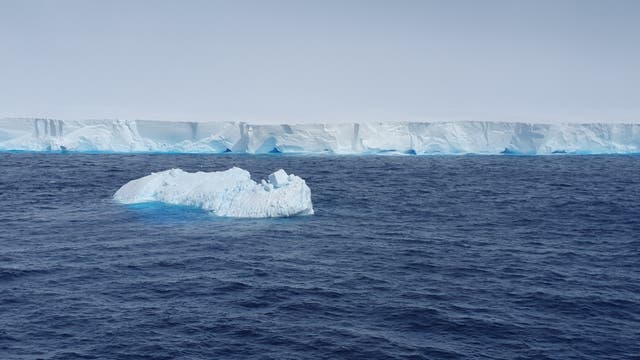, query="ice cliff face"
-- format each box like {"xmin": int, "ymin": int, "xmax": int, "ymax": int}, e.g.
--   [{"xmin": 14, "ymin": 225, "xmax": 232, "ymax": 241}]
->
[
  {"xmin": 1, "ymin": 118, "xmax": 639, "ymax": 155},
  {"xmin": 113, "ymin": 167, "xmax": 314, "ymax": 218}
]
